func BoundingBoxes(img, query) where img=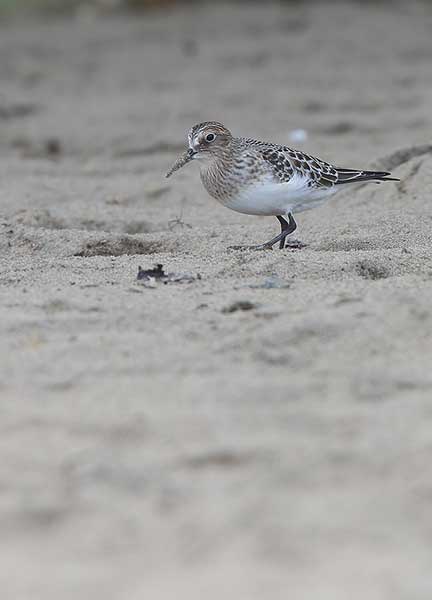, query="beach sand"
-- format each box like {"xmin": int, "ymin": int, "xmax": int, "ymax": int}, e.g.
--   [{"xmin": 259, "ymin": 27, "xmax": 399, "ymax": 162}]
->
[{"xmin": 1, "ymin": 2, "xmax": 432, "ymax": 598}]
